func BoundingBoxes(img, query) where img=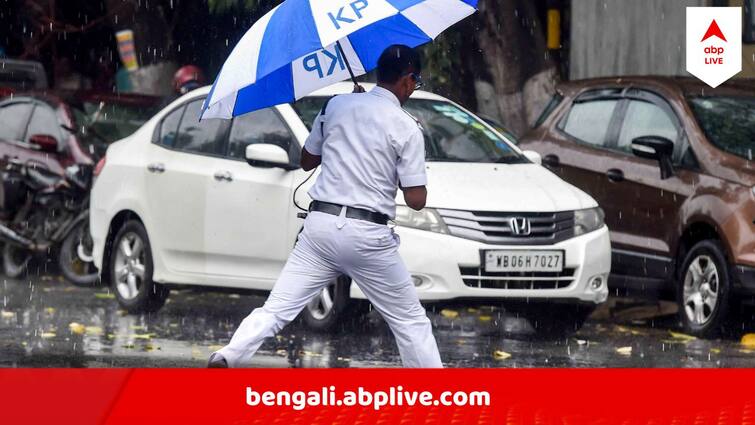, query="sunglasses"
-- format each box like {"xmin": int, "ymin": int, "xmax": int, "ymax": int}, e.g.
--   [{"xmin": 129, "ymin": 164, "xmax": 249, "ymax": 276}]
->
[{"xmin": 407, "ymin": 72, "xmax": 423, "ymax": 90}]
